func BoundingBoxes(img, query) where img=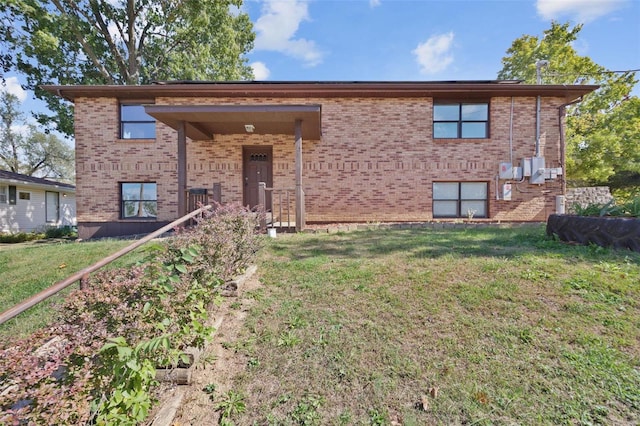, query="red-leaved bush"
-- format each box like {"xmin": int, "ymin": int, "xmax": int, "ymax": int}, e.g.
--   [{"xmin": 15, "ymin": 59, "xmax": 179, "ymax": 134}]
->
[{"xmin": 0, "ymin": 203, "xmax": 263, "ymax": 425}]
